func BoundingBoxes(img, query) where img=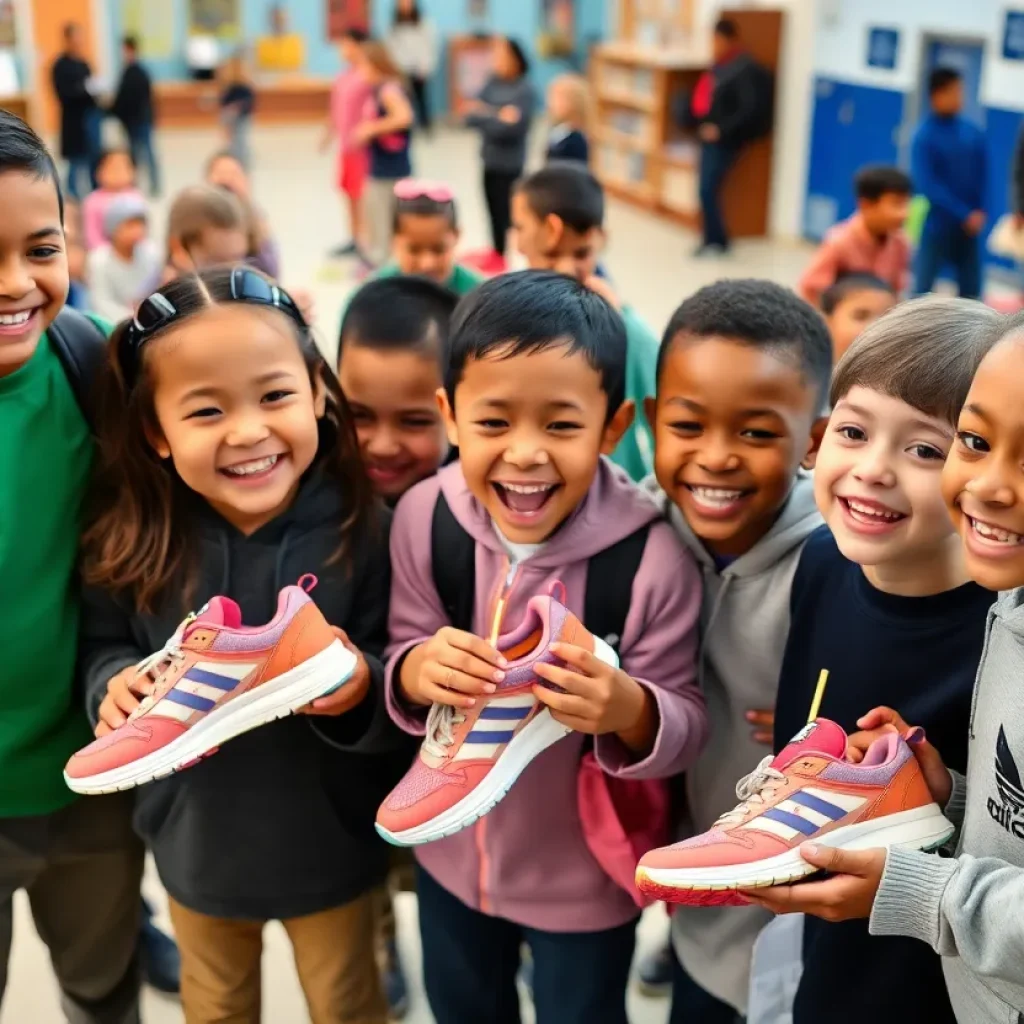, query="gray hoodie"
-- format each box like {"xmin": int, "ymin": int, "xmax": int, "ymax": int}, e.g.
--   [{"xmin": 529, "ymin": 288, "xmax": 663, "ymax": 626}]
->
[
  {"xmin": 465, "ymin": 75, "xmax": 535, "ymax": 174},
  {"xmin": 871, "ymin": 587, "xmax": 1024, "ymax": 1024},
  {"xmin": 646, "ymin": 472, "xmax": 822, "ymax": 1012}
]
